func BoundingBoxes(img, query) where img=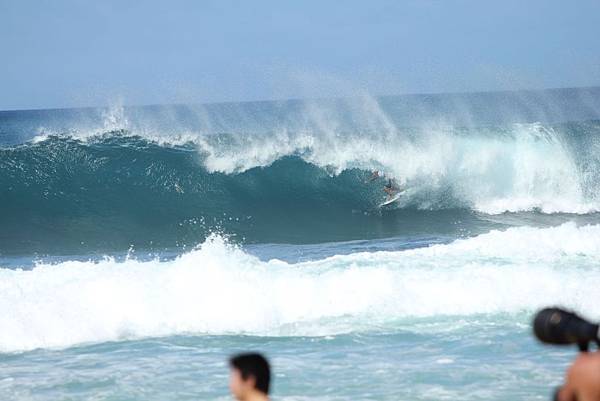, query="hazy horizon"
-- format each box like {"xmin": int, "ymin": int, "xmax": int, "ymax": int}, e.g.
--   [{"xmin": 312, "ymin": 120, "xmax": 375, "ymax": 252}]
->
[
  {"xmin": 2, "ymin": 84, "xmax": 600, "ymax": 113},
  {"xmin": 2, "ymin": 0, "xmax": 600, "ymax": 111}
]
